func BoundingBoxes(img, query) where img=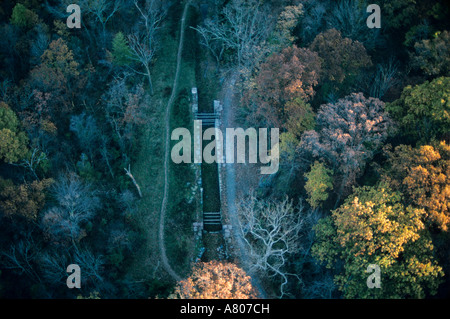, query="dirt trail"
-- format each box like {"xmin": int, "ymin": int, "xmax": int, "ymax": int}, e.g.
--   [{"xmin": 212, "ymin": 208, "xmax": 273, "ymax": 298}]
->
[
  {"xmin": 158, "ymin": 0, "xmax": 191, "ymax": 283},
  {"xmin": 221, "ymin": 72, "xmax": 268, "ymax": 299}
]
